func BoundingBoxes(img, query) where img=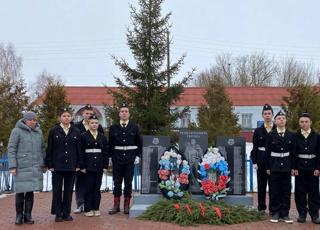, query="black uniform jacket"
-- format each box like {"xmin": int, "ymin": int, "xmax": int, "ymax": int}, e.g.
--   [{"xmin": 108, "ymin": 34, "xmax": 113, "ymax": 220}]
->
[
  {"xmin": 108, "ymin": 121, "xmax": 141, "ymax": 164},
  {"xmin": 266, "ymin": 128, "xmax": 296, "ymax": 172},
  {"xmin": 45, "ymin": 123, "xmax": 81, "ymax": 171},
  {"xmin": 296, "ymin": 129, "xmax": 320, "ymax": 171},
  {"xmin": 251, "ymin": 123, "xmax": 277, "ymax": 164},
  {"xmin": 79, "ymin": 130, "xmax": 108, "ymax": 172},
  {"xmin": 75, "ymin": 119, "xmax": 105, "ymax": 134}
]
